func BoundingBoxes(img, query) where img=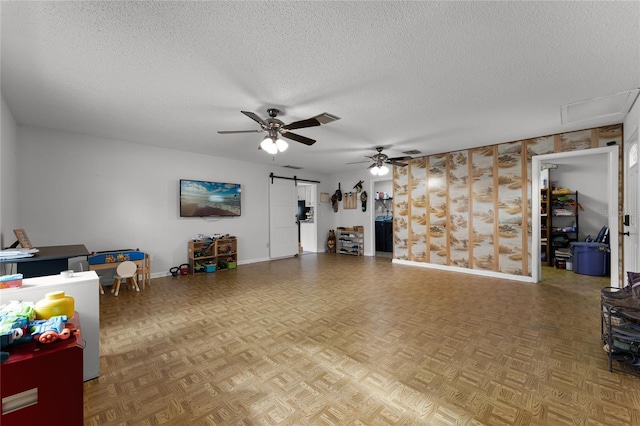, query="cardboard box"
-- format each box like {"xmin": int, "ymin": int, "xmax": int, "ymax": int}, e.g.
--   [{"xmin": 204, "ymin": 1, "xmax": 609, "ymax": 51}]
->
[{"xmin": 0, "ymin": 273, "xmax": 23, "ymax": 289}]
